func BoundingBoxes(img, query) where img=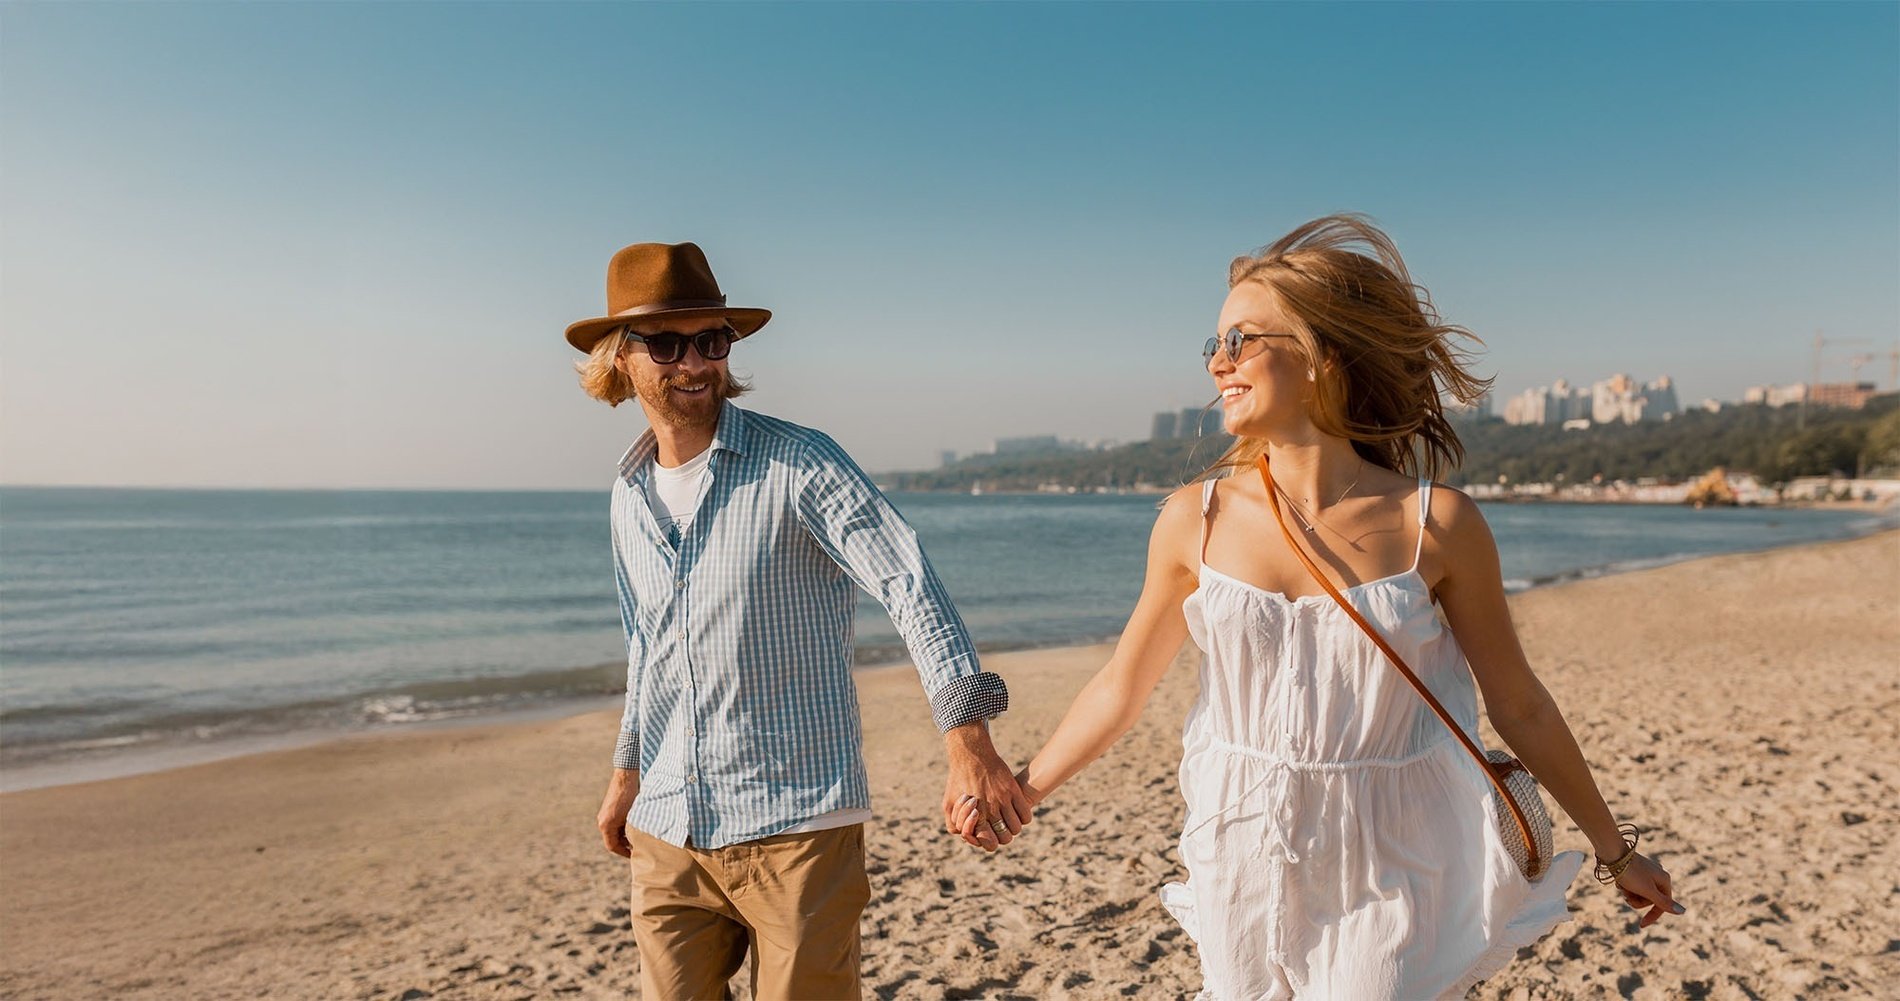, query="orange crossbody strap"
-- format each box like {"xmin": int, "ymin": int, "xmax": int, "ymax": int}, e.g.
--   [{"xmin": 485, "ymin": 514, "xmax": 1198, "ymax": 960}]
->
[{"xmin": 1255, "ymin": 456, "xmax": 1542, "ymax": 869}]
